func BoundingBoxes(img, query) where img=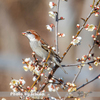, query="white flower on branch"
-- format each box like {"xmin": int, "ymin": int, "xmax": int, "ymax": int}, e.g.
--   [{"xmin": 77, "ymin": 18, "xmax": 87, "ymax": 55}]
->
[
  {"xmin": 19, "ymin": 79, "xmax": 26, "ymax": 86},
  {"xmin": 52, "ymin": 46, "xmax": 56, "ymax": 51},
  {"xmin": 94, "ymin": 61, "xmax": 100, "ymax": 66},
  {"xmin": 81, "ymin": 55, "xmax": 87, "ymax": 61},
  {"xmin": 49, "ymin": 11, "xmax": 56, "ymax": 19},
  {"xmin": 24, "ymin": 58, "xmax": 31, "ymax": 62},
  {"xmin": 89, "ymin": 66, "xmax": 93, "ymax": 70},
  {"xmin": 71, "ymin": 36, "xmax": 82, "ymax": 46},
  {"xmin": 46, "ymin": 24, "xmax": 55, "ymax": 32},
  {"xmin": 32, "ymin": 65, "xmax": 41, "ymax": 75},
  {"xmin": 85, "ymin": 24, "xmax": 95, "ymax": 31},
  {"xmin": 31, "ymin": 86, "xmax": 37, "ymax": 93},
  {"xmin": 95, "ymin": 12, "xmax": 99, "ymax": 16},
  {"xmin": 67, "ymin": 82, "xmax": 76, "ymax": 93},
  {"xmin": 58, "ymin": 33, "xmax": 65, "ymax": 37},
  {"xmin": 49, "ymin": 2, "xmax": 56, "ymax": 9},
  {"xmin": 93, "ymin": 57, "xmax": 100, "ymax": 66},
  {"xmin": 48, "ymin": 84, "xmax": 55, "ymax": 92},
  {"xmin": 23, "ymin": 65, "xmax": 28, "ymax": 71},
  {"xmin": 48, "ymin": 84, "xmax": 59, "ymax": 92},
  {"xmin": 76, "ymin": 24, "xmax": 80, "ymax": 28},
  {"xmin": 12, "ymin": 87, "xmax": 18, "ymax": 92},
  {"xmin": 10, "ymin": 79, "xmax": 19, "ymax": 86},
  {"xmin": 10, "ymin": 85, "xmax": 14, "ymax": 89},
  {"xmin": 32, "ymin": 76, "xmax": 37, "ymax": 81},
  {"xmin": 29, "ymin": 62, "xmax": 35, "ymax": 72}
]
